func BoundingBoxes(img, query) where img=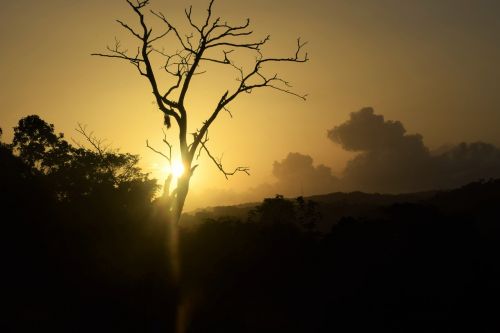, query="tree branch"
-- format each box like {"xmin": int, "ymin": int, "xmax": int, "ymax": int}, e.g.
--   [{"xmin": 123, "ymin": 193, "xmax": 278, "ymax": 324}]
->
[
  {"xmin": 151, "ymin": 11, "xmax": 194, "ymax": 53},
  {"xmin": 75, "ymin": 124, "xmax": 111, "ymax": 156},
  {"xmin": 146, "ymin": 129, "xmax": 173, "ymax": 168},
  {"xmin": 198, "ymin": 131, "xmax": 249, "ymax": 180},
  {"xmin": 146, "ymin": 139, "xmax": 171, "ymax": 163},
  {"xmin": 74, "ymin": 124, "xmax": 116, "ymax": 179}
]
